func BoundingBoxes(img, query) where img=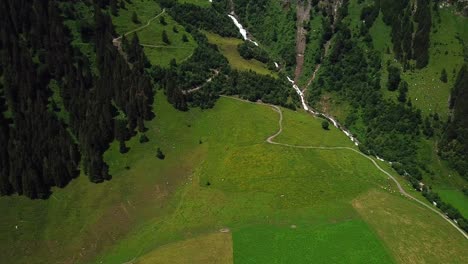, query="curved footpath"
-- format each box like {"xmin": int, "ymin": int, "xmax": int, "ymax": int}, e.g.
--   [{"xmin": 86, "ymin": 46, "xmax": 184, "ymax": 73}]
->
[
  {"xmin": 221, "ymin": 95, "xmax": 468, "ymax": 239},
  {"xmin": 113, "ymin": 9, "xmax": 166, "ymax": 43}
]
